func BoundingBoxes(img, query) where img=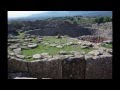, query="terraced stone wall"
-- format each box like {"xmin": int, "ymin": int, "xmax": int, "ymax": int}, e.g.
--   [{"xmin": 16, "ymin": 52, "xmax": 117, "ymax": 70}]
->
[{"xmin": 8, "ymin": 55, "xmax": 112, "ymax": 79}]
